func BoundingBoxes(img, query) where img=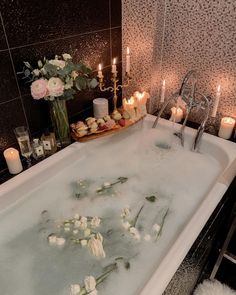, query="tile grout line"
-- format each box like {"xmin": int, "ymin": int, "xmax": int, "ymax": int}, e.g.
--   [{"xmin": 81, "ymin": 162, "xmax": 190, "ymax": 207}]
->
[
  {"xmin": 7, "ymin": 27, "xmax": 121, "ymax": 51},
  {"xmin": 0, "ymin": 12, "xmax": 29, "ymax": 129},
  {"xmin": 0, "ymin": 96, "xmax": 21, "ymax": 106},
  {"xmin": 159, "ymin": 0, "xmax": 167, "ymax": 79},
  {"xmin": 109, "ymin": 0, "xmax": 113, "ymax": 62}
]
